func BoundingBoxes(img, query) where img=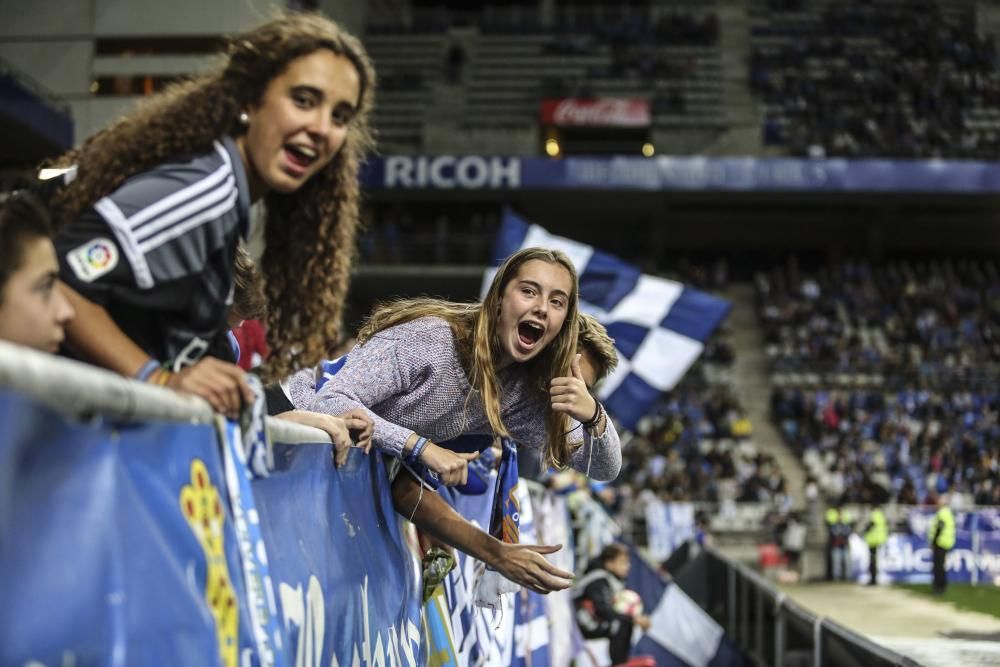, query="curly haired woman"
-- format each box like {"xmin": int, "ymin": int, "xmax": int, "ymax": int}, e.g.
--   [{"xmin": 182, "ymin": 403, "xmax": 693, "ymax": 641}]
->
[{"xmin": 48, "ymin": 12, "xmax": 373, "ymax": 424}]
